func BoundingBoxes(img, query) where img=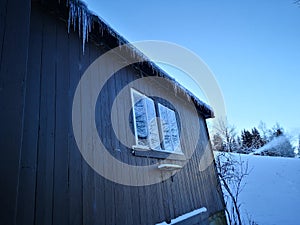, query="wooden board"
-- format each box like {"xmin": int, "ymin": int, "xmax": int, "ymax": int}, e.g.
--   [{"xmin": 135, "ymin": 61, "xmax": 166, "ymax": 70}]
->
[
  {"xmin": 0, "ymin": 0, "xmax": 7, "ymax": 67},
  {"xmin": 0, "ymin": 0, "xmax": 31, "ymax": 224},
  {"xmin": 16, "ymin": 7, "xmax": 43, "ymax": 225},
  {"xmin": 34, "ymin": 11, "xmax": 56, "ymax": 225},
  {"xmin": 52, "ymin": 16, "xmax": 70, "ymax": 225},
  {"xmin": 68, "ymin": 28, "xmax": 83, "ymax": 225}
]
